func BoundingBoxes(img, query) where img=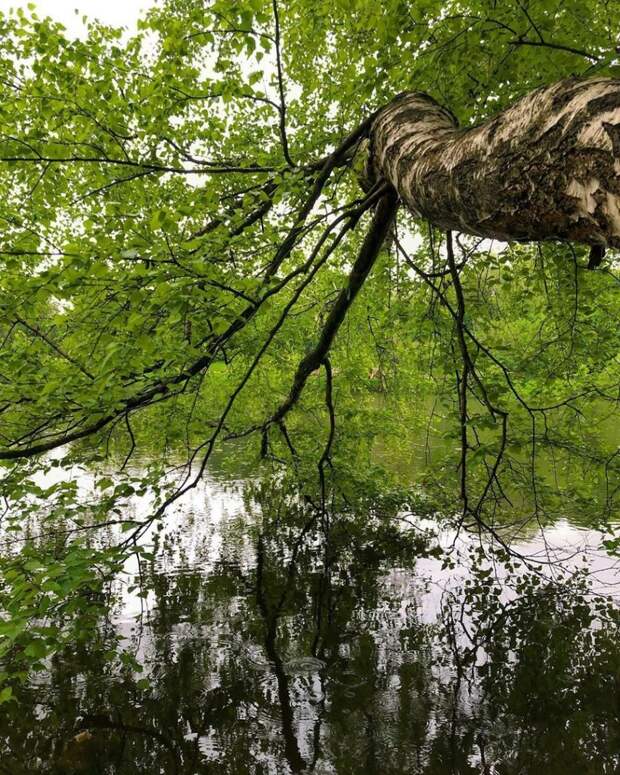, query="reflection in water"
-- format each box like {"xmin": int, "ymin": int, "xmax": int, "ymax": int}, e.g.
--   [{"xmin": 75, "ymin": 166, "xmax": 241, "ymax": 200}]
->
[{"xmin": 1, "ymin": 471, "xmax": 620, "ymax": 774}]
